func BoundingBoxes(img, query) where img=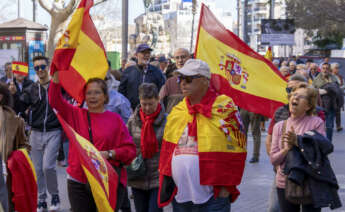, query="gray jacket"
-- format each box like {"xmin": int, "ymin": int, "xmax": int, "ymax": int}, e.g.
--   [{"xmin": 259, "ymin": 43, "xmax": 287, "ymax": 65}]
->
[{"xmin": 127, "ymin": 104, "xmax": 166, "ymax": 190}]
